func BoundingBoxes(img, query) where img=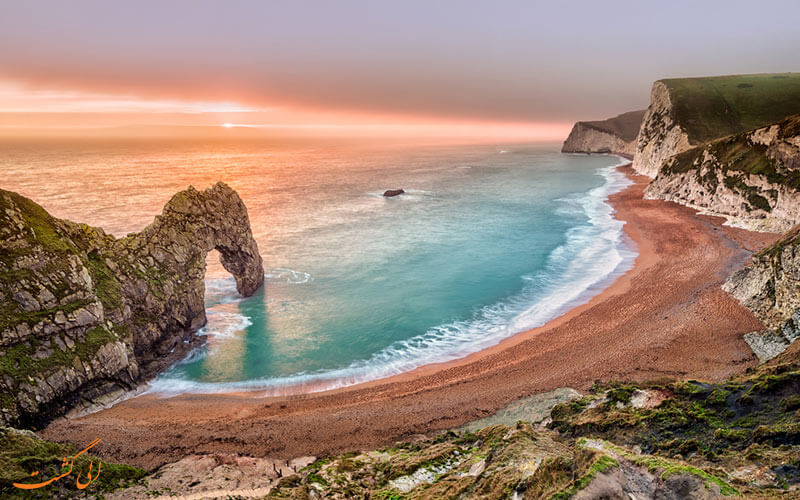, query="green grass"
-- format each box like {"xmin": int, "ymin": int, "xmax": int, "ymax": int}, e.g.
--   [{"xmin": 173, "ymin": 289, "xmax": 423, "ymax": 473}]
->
[
  {"xmin": 374, "ymin": 490, "xmax": 406, "ymax": 500},
  {"xmin": 0, "ymin": 192, "xmax": 74, "ymax": 255},
  {"xmin": 550, "ymin": 455, "xmax": 619, "ymax": 499},
  {"xmin": 0, "ymin": 427, "xmax": 146, "ymax": 498},
  {"xmin": 84, "ymin": 251, "xmax": 123, "ymax": 310},
  {"xmin": 662, "ymin": 73, "xmax": 800, "ymax": 144},
  {"xmin": 0, "ymin": 188, "xmax": 129, "ymax": 420},
  {"xmin": 752, "ymin": 422, "xmax": 800, "ymax": 445},
  {"xmin": 706, "ymin": 389, "xmax": 731, "ymax": 406},
  {"xmin": 606, "ymin": 385, "xmax": 637, "ymax": 405},
  {"xmin": 0, "ymin": 325, "xmax": 119, "ymax": 389},
  {"xmin": 0, "ymin": 297, "xmax": 93, "ymax": 335},
  {"xmin": 580, "ymin": 110, "xmax": 646, "ymax": 142},
  {"xmin": 781, "ymin": 395, "xmax": 800, "ymax": 412},
  {"xmin": 659, "ymin": 114, "xmax": 800, "ymax": 212},
  {"xmin": 638, "ymin": 456, "xmax": 738, "ymax": 496},
  {"xmin": 587, "ymin": 441, "xmax": 740, "ymax": 496}
]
